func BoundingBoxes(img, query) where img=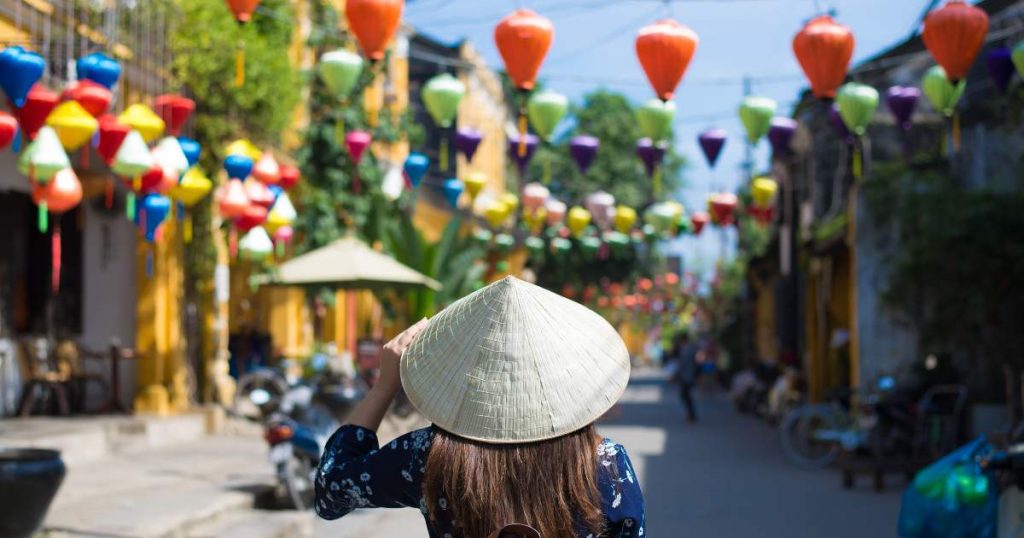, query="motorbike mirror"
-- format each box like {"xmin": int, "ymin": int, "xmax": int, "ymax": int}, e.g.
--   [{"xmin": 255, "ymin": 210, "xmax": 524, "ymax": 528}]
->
[{"xmin": 250, "ymin": 388, "xmax": 273, "ymax": 406}]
